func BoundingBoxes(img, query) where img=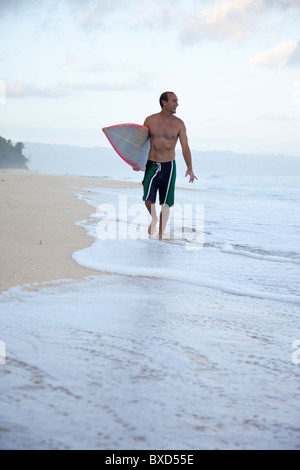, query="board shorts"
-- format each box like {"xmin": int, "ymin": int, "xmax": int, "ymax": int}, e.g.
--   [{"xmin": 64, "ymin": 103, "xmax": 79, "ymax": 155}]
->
[{"xmin": 142, "ymin": 160, "xmax": 176, "ymax": 207}]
